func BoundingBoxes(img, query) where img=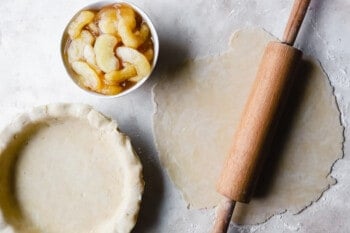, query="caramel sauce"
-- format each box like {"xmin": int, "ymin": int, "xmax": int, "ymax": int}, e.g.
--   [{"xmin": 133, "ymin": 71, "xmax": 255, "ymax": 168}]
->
[{"xmin": 64, "ymin": 3, "xmax": 154, "ymax": 95}]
